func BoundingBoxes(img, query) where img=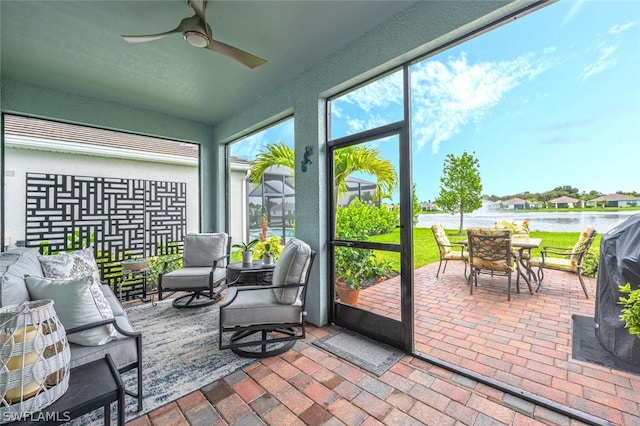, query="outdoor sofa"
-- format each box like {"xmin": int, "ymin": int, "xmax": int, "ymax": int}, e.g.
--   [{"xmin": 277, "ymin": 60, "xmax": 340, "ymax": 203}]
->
[{"xmin": 0, "ymin": 247, "xmax": 143, "ymax": 411}]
